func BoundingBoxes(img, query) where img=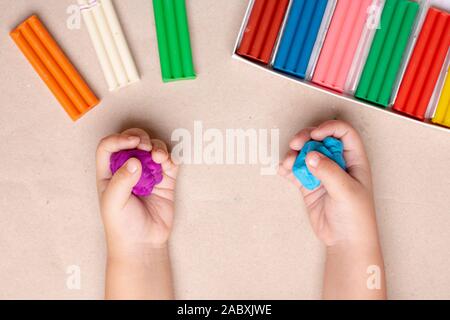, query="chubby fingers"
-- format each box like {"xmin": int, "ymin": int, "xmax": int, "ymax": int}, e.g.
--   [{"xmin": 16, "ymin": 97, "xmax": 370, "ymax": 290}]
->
[
  {"xmin": 310, "ymin": 120, "xmax": 368, "ymax": 166},
  {"xmin": 306, "ymin": 151, "xmax": 355, "ymax": 200},
  {"xmin": 278, "ymin": 128, "xmax": 314, "ymax": 188},
  {"xmin": 151, "ymin": 139, "xmax": 169, "ymax": 163},
  {"xmin": 278, "ymin": 149, "xmax": 303, "ymax": 189},
  {"xmin": 309, "ymin": 120, "xmax": 372, "ymax": 185},
  {"xmin": 146, "ymin": 139, "xmax": 178, "ymax": 202},
  {"xmin": 97, "ymin": 128, "xmax": 153, "ymax": 192},
  {"xmin": 96, "ymin": 134, "xmax": 141, "ymax": 187},
  {"xmin": 279, "ymin": 149, "xmax": 297, "ymax": 176},
  {"xmin": 289, "ymin": 127, "xmax": 316, "ymax": 151},
  {"xmin": 151, "ymin": 139, "xmax": 178, "ymax": 180},
  {"xmin": 102, "ymin": 158, "xmax": 142, "ymax": 212},
  {"xmin": 121, "ymin": 128, "xmax": 152, "ymax": 151}
]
